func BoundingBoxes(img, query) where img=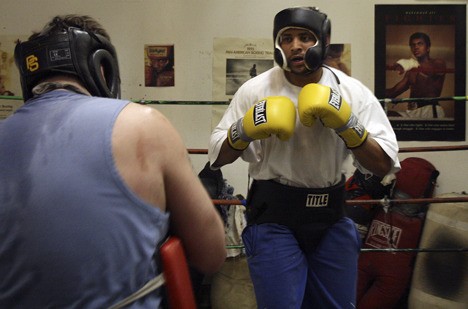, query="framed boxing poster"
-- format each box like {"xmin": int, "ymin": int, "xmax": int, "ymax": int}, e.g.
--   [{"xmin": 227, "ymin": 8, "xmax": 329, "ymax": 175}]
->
[{"xmin": 374, "ymin": 4, "xmax": 466, "ymax": 141}]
